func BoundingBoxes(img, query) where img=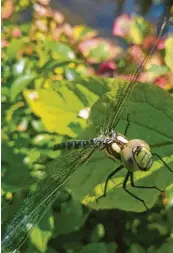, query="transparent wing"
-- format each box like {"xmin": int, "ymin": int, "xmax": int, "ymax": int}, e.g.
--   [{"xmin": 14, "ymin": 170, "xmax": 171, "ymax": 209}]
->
[
  {"xmin": 2, "ymin": 146, "xmax": 96, "ymax": 252},
  {"xmin": 102, "ymin": 6, "xmax": 170, "ymax": 134}
]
